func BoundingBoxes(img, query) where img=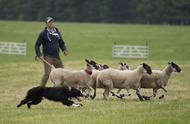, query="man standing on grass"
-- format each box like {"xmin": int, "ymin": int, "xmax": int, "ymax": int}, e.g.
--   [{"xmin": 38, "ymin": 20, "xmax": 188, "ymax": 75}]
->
[{"xmin": 35, "ymin": 17, "xmax": 68, "ymax": 87}]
